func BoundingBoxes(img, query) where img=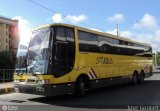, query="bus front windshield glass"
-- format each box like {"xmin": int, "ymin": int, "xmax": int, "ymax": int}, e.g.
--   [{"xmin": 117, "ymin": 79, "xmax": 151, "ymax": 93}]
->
[{"xmin": 27, "ymin": 28, "xmax": 50, "ymax": 74}]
